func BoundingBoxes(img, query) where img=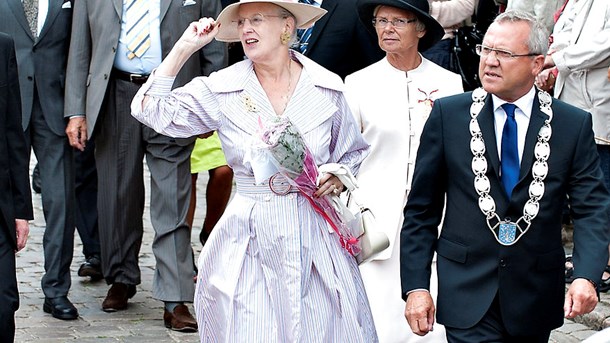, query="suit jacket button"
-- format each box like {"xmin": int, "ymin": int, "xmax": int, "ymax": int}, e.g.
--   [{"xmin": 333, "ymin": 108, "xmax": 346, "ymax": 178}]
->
[
  {"xmin": 499, "ymin": 259, "xmax": 507, "ymax": 267},
  {"xmin": 104, "ymin": 74, "xmax": 108, "ymax": 80},
  {"xmin": 27, "ymin": 76, "xmax": 33, "ymax": 81}
]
